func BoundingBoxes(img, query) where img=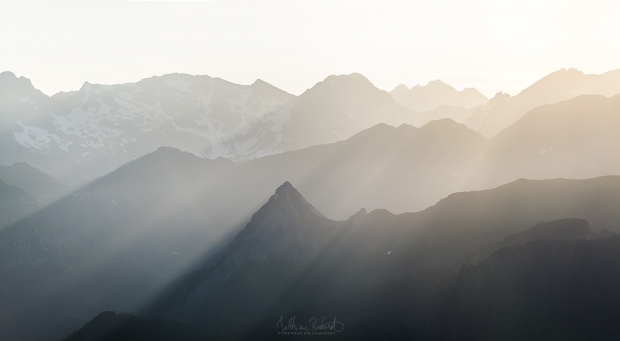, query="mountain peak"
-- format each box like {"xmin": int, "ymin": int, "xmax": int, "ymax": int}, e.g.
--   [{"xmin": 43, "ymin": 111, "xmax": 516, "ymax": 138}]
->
[
  {"xmin": 391, "ymin": 78, "xmax": 487, "ymax": 112},
  {"xmin": 391, "ymin": 84, "xmax": 409, "ymax": 94},
  {"xmin": 0, "ymin": 71, "xmax": 17, "ymax": 81},
  {"xmin": 79, "ymin": 81, "xmax": 92, "ymax": 92},
  {"xmin": 421, "ymin": 117, "xmax": 478, "ymax": 133},
  {"xmin": 525, "ymin": 68, "xmax": 586, "ymax": 91},
  {"xmin": 426, "ymin": 79, "xmax": 454, "ymax": 90},
  {"xmin": 256, "ymin": 181, "xmax": 324, "ymax": 221},
  {"xmin": 251, "ymin": 78, "xmax": 269, "ymax": 87},
  {"xmin": 321, "ymin": 73, "xmax": 372, "ymax": 86},
  {"xmin": 271, "ymin": 181, "xmax": 323, "ymax": 215},
  {"xmin": 211, "ymin": 182, "xmax": 331, "ymax": 274},
  {"xmin": 0, "ymin": 71, "xmax": 36, "ymax": 95},
  {"xmin": 249, "ymin": 78, "xmax": 293, "ymax": 98},
  {"xmin": 491, "ymin": 91, "xmax": 512, "ymax": 101},
  {"xmin": 558, "ymin": 67, "xmax": 584, "ymax": 75},
  {"xmin": 299, "ymin": 72, "xmax": 384, "ymax": 101},
  {"xmin": 275, "ymin": 181, "xmax": 295, "ymax": 194},
  {"xmin": 348, "ymin": 207, "xmax": 368, "ymax": 220}
]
